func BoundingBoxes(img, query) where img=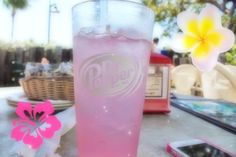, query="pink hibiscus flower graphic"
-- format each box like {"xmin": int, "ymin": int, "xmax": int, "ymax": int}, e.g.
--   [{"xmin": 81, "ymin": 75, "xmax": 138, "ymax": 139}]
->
[{"xmin": 11, "ymin": 101, "xmax": 61, "ymax": 149}]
